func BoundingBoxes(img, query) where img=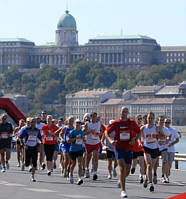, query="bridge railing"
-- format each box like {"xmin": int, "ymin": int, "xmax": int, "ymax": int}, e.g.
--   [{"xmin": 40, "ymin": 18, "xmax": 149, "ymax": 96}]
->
[{"xmin": 174, "ymin": 153, "xmax": 186, "ymax": 169}]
